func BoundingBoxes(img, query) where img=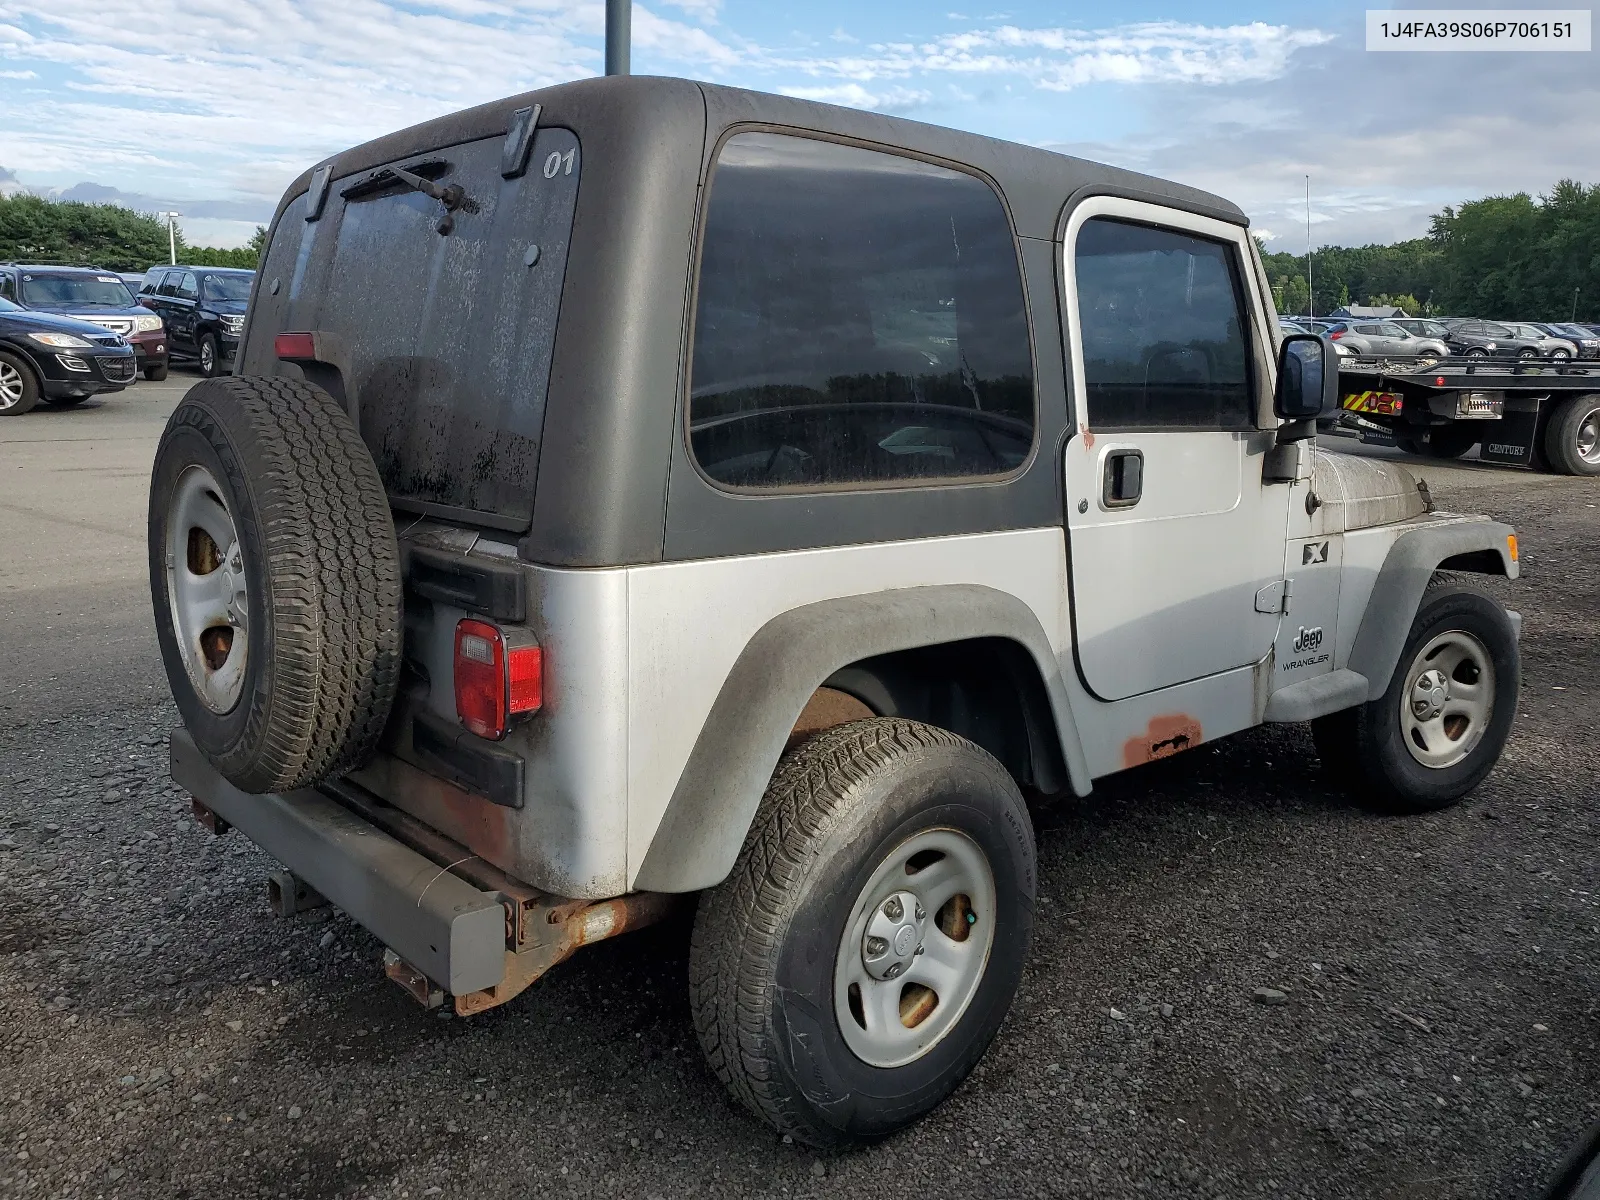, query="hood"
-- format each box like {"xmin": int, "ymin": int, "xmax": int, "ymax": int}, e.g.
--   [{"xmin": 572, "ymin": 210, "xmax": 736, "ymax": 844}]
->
[
  {"xmin": 203, "ymin": 299, "xmax": 248, "ymax": 316},
  {"xmin": 26, "ymin": 300, "xmax": 144, "ymax": 318},
  {"xmin": 1307, "ymin": 448, "xmax": 1430, "ymax": 534},
  {"xmin": 0, "ymin": 307, "xmax": 128, "ymax": 340}
]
